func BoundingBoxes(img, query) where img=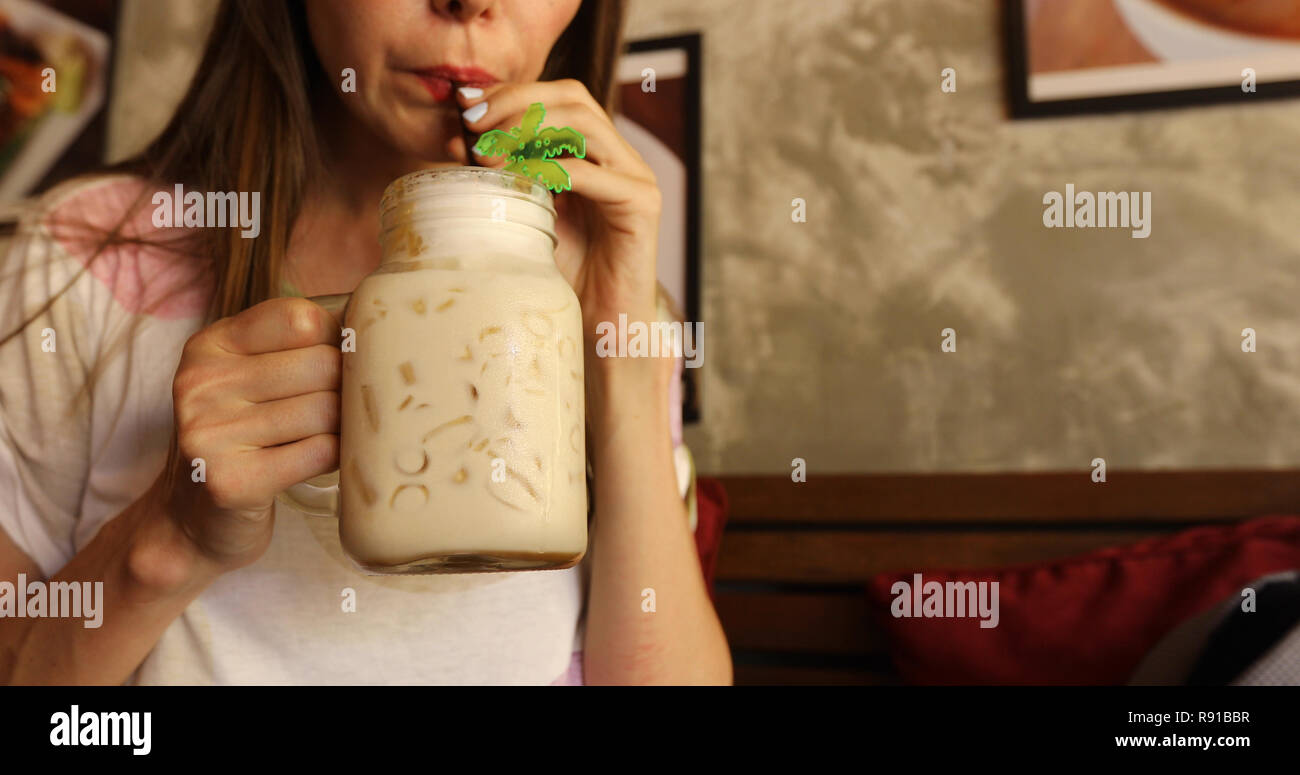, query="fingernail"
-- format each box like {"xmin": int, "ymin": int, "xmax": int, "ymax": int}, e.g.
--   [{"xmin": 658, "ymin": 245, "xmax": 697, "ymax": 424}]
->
[
  {"xmin": 457, "ymin": 86, "xmax": 484, "ymax": 99},
  {"xmin": 462, "ymin": 102, "xmax": 488, "ymax": 123}
]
